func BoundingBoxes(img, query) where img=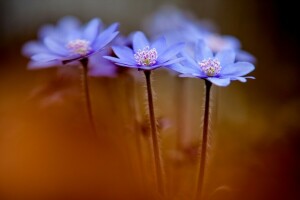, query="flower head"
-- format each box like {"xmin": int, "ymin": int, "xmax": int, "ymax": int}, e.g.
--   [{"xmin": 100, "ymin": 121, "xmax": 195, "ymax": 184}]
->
[
  {"xmin": 104, "ymin": 31, "xmax": 185, "ymax": 71},
  {"xmin": 168, "ymin": 40, "xmax": 255, "ymax": 87},
  {"xmin": 22, "ymin": 16, "xmax": 119, "ymax": 69}
]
